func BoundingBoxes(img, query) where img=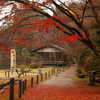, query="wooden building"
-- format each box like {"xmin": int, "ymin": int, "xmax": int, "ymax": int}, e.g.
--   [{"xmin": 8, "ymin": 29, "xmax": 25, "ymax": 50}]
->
[{"xmin": 31, "ymin": 45, "xmax": 68, "ymax": 66}]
